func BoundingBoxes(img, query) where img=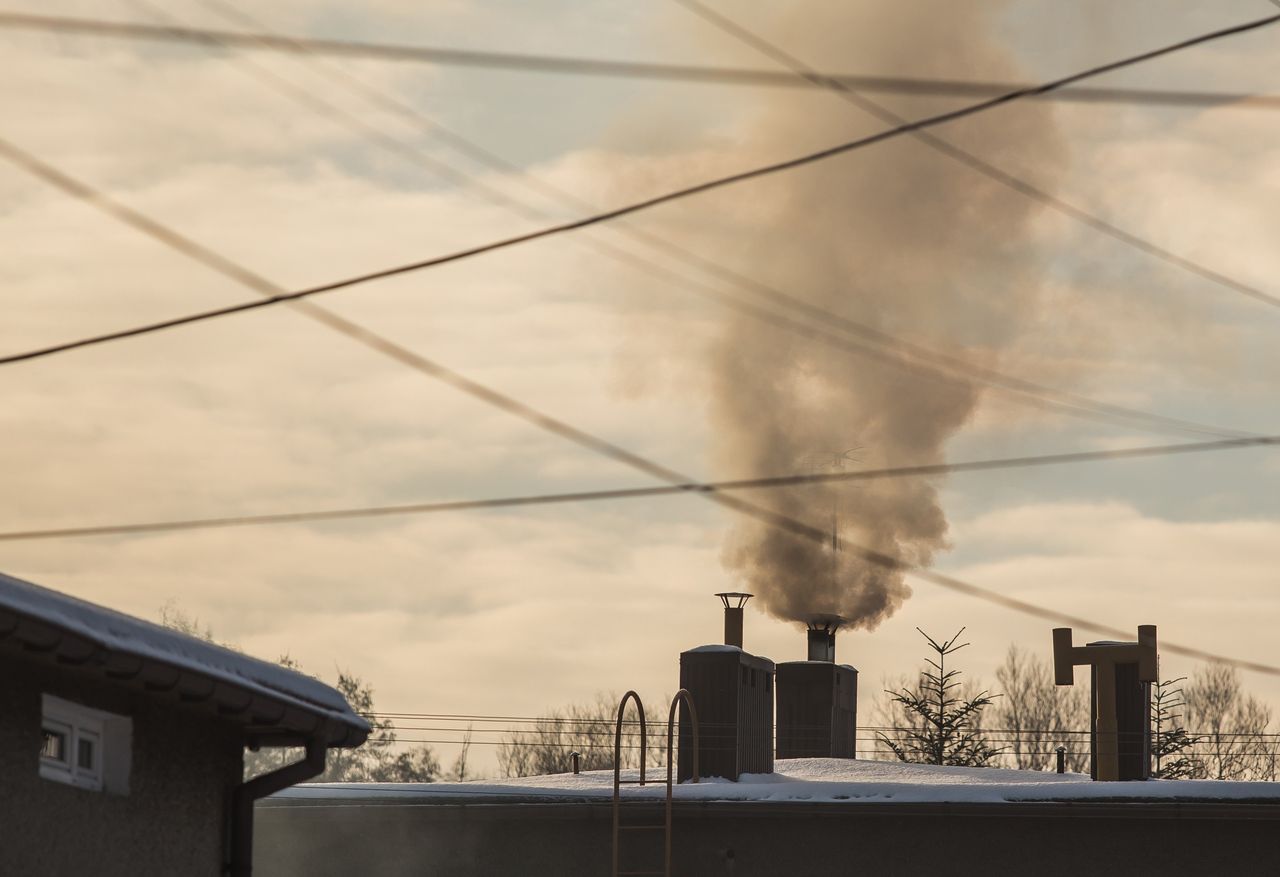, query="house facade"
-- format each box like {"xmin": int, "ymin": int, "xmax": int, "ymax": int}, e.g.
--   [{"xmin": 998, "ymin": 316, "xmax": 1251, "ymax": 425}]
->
[{"xmin": 0, "ymin": 571, "xmax": 369, "ymax": 876}]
